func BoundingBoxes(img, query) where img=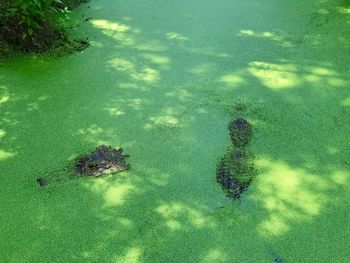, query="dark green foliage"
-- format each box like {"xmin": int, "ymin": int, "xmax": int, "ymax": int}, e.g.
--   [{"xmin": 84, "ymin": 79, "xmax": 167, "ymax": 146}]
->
[
  {"xmin": 0, "ymin": 0, "xmax": 89, "ymax": 54},
  {"xmin": 58, "ymin": 0, "xmax": 89, "ymax": 9},
  {"xmin": 0, "ymin": 0, "xmax": 65, "ymax": 38}
]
